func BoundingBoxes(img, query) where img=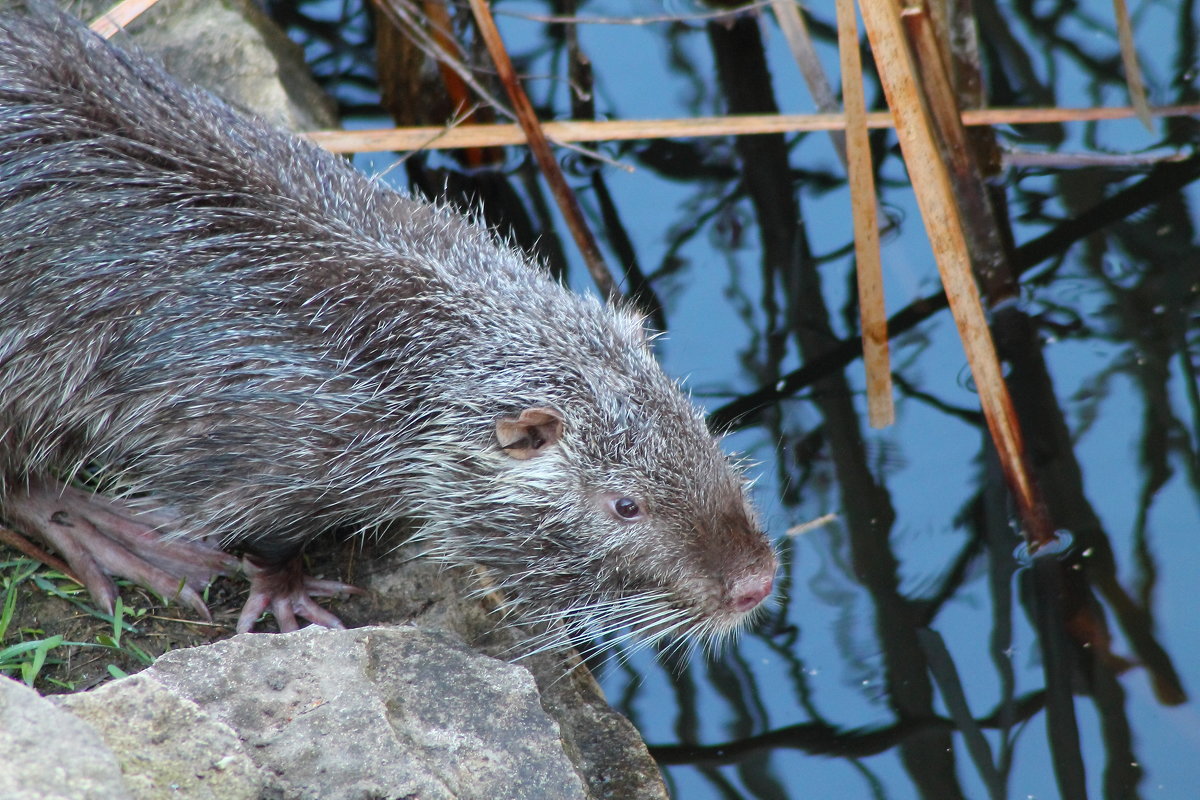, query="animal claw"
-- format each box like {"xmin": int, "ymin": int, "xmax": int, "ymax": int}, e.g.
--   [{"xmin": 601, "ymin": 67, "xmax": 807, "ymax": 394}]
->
[
  {"xmin": 2, "ymin": 477, "xmax": 233, "ymax": 620},
  {"xmin": 237, "ymin": 555, "xmax": 361, "ymax": 633}
]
